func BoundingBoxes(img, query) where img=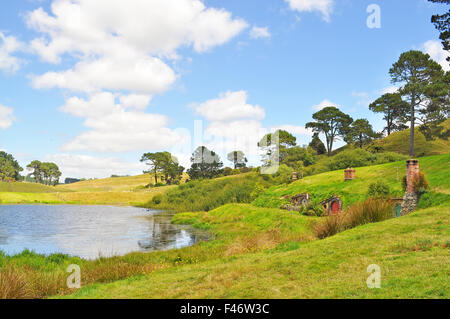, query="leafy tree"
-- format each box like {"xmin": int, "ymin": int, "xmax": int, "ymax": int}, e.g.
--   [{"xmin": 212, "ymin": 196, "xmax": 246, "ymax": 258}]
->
[
  {"xmin": 345, "ymin": 119, "xmax": 379, "ymax": 148},
  {"xmin": 140, "ymin": 152, "xmax": 171, "ymax": 184},
  {"xmin": 308, "ymin": 133, "xmax": 327, "ymax": 155},
  {"xmin": 27, "ymin": 160, "xmax": 43, "ymax": 183},
  {"xmin": 389, "ymin": 50, "xmax": 445, "ymax": 156},
  {"xmin": 162, "ymin": 155, "xmax": 185, "ymax": 185},
  {"xmin": 282, "ymin": 146, "xmax": 316, "ymax": 170},
  {"xmin": 187, "ymin": 146, "xmax": 223, "ymax": 180},
  {"xmin": 227, "ymin": 151, "xmax": 248, "ymax": 169},
  {"xmin": 369, "ymin": 93, "xmax": 409, "ymax": 135},
  {"xmin": 26, "ymin": 161, "xmax": 61, "ymax": 185},
  {"xmin": 258, "ymin": 130, "xmax": 297, "ymax": 166},
  {"xmin": 0, "ymin": 151, "xmax": 23, "ymax": 181},
  {"xmin": 306, "ymin": 107, "xmax": 353, "ymax": 156},
  {"xmin": 420, "ymin": 71, "xmax": 450, "ymax": 140},
  {"xmin": 0, "ymin": 158, "xmax": 15, "ymax": 181},
  {"xmin": 429, "ymin": 0, "xmax": 450, "ymax": 62}
]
